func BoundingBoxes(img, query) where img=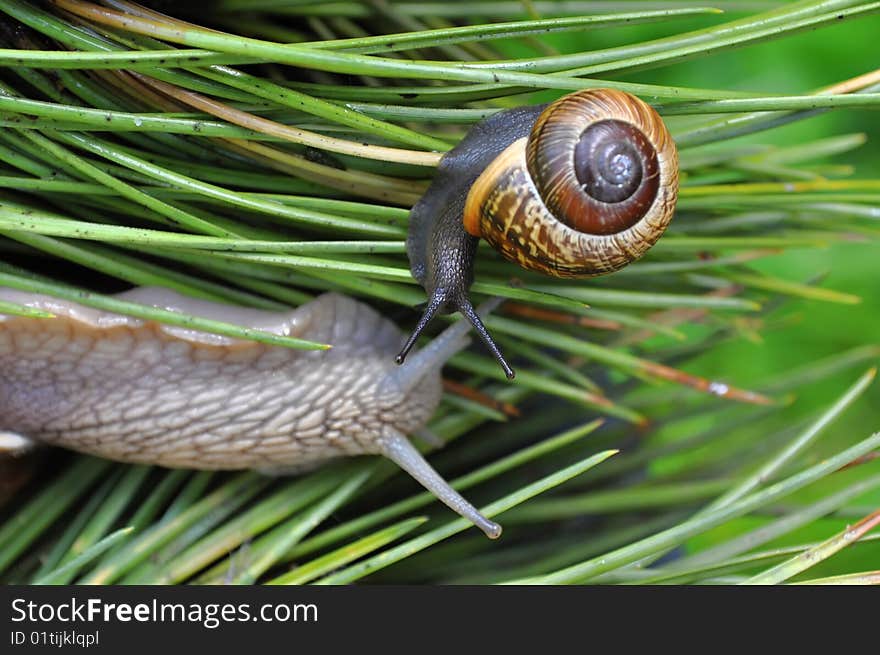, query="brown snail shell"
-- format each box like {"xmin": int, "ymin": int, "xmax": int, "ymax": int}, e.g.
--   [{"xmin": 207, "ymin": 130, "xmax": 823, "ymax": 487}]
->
[{"xmin": 463, "ymin": 89, "xmax": 679, "ymax": 277}]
